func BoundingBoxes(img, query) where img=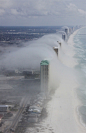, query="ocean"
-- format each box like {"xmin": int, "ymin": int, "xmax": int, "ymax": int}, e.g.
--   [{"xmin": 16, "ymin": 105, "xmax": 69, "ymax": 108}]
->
[{"xmin": 73, "ymin": 27, "xmax": 86, "ymax": 127}]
